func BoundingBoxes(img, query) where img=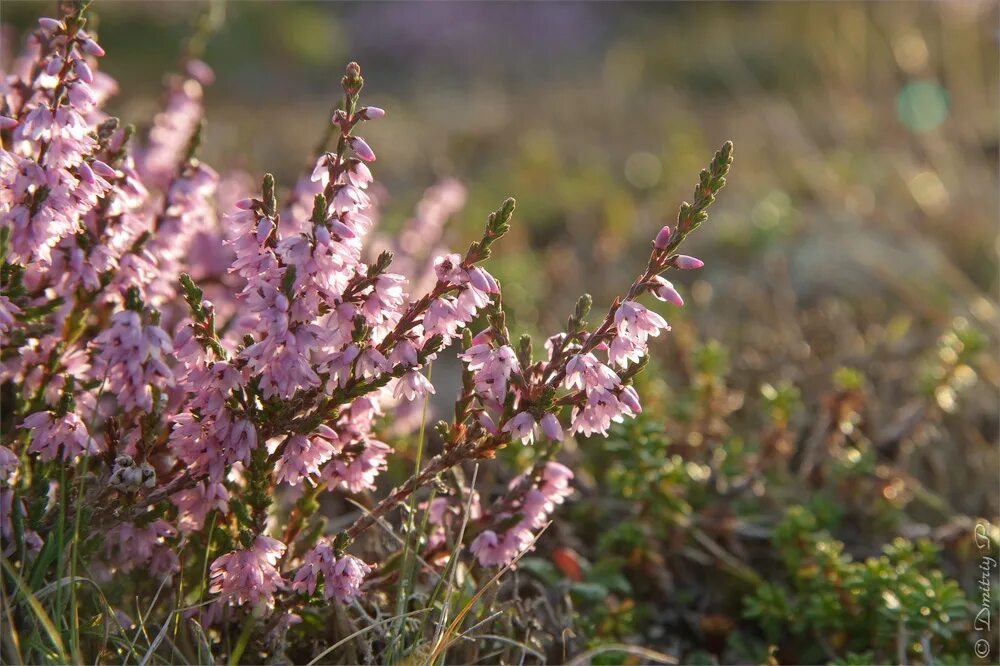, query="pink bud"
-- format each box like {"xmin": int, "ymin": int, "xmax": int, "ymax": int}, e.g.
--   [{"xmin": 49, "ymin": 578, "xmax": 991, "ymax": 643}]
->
[
  {"xmin": 348, "ymin": 136, "xmax": 376, "ymax": 162},
  {"xmin": 74, "ymin": 59, "xmax": 94, "ymax": 84},
  {"xmin": 652, "ymin": 277, "xmax": 684, "ymax": 306},
  {"xmin": 91, "ymin": 160, "xmax": 116, "ymax": 179},
  {"xmin": 653, "ymin": 225, "xmax": 672, "ymax": 249},
  {"xmin": 466, "ymin": 267, "xmax": 491, "ymax": 293},
  {"xmin": 108, "ymin": 127, "xmax": 126, "ymax": 152},
  {"xmin": 235, "ymin": 198, "xmax": 255, "ymax": 210},
  {"xmin": 38, "ymin": 17, "xmax": 62, "ymax": 32},
  {"xmin": 77, "ymin": 161, "xmax": 94, "ymax": 184},
  {"xmin": 186, "ymin": 59, "xmax": 214, "ymax": 85},
  {"xmin": 46, "ymin": 57, "xmax": 63, "ymax": 76},
  {"xmin": 81, "ymin": 38, "xmax": 105, "ymax": 57},
  {"xmin": 470, "ymin": 329, "xmax": 492, "ymax": 346},
  {"xmin": 478, "ymin": 412, "xmax": 498, "ymax": 435},
  {"xmin": 0, "ymin": 116, "xmax": 18, "ymax": 130},
  {"xmin": 328, "ymin": 218, "xmax": 356, "ymax": 239},
  {"xmin": 673, "ymin": 255, "xmax": 704, "ymax": 270},
  {"xmin": 359, "ymin": 106, "xmax": 385, "ymax": 120},
  {"xmin": 314, "ymin": 225, "xmax": 331, "ymax": 245},
  {"xmin": 619, "ymin": 386, "xmax": 642, "ymax": 414},
  {"xmin": 540, "ymin": 413, "xmax": 563, "ymax": 441},
  {"xmin": 255, "ymin": 218, "xmax": 275, "ymax": 243}
]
